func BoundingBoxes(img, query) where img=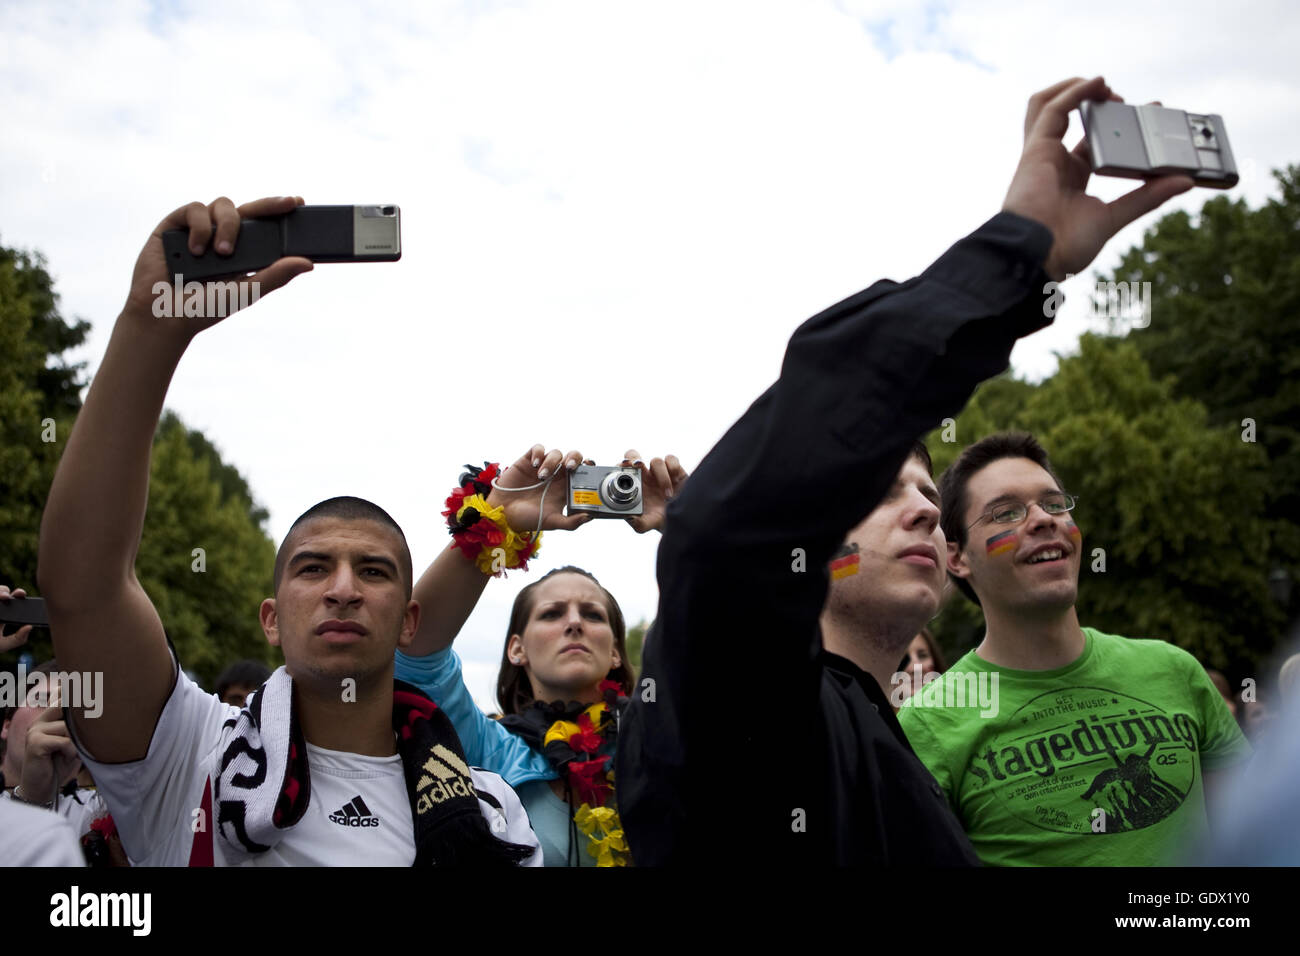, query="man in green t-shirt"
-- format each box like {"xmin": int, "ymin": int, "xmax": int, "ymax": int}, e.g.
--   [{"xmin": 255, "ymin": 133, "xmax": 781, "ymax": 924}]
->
[{"xmin": 897, "ymin": 432, "xmax": 1250, "ymax": 866}]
